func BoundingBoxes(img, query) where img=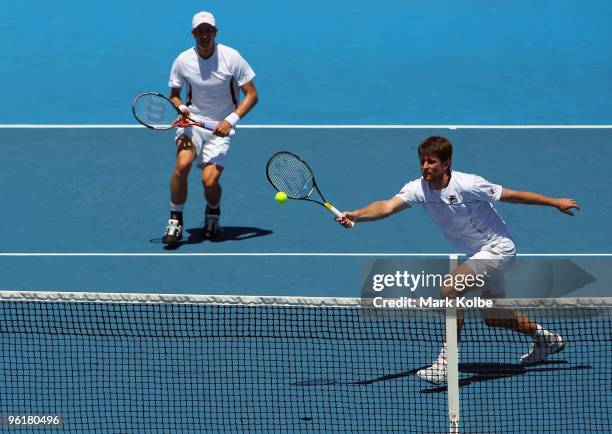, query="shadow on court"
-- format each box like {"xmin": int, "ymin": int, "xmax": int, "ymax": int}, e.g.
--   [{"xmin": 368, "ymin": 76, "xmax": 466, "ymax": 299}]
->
[
  {"xmin": 289, "ymin": 360, "xmax": 590, "ymax": 392},
  {"xmin": 150, "ymin": 226, "xmax": 274, "ymax": 250},
  {"xmin": 420, "ymin": 360, "xmax": 590, "ymax": 393}
]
